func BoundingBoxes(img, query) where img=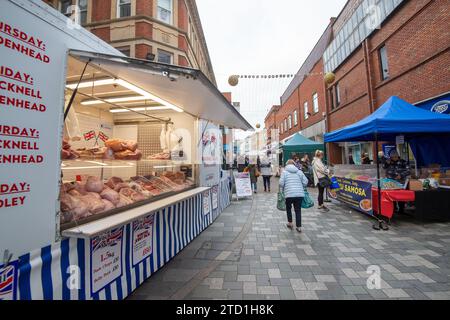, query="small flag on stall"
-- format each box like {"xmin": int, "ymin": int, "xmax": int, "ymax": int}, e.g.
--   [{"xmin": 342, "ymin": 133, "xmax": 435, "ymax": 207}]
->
[
  {"xmin": 83, "ymin": 130, "xmax": 96, "ymax": 141},
  {"xmin": 98, "ymin": 131, "xmax": 109, "ymax": 142}
]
